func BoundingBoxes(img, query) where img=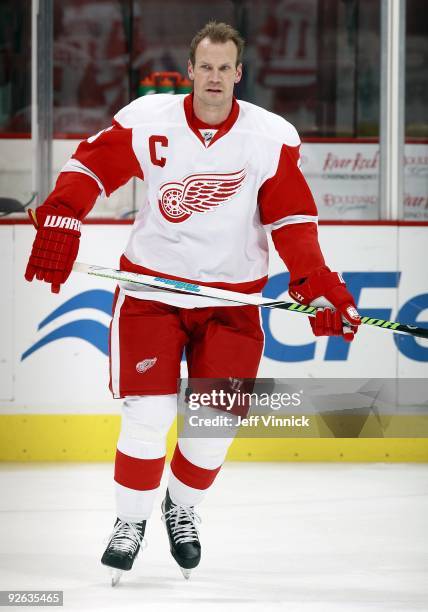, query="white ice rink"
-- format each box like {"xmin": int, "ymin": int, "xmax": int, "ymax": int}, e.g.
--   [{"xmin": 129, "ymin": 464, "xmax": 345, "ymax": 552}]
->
[{"xmin": 0, "ymin": 462, "xmax": 427, "ymax": 611}]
